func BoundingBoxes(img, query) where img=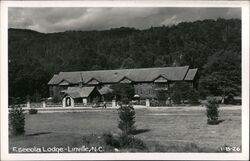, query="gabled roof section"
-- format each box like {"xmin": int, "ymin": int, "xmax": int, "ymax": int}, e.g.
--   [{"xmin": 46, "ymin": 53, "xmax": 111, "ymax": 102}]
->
[
  {"xmin": 59, "ymin": 79, "xmax": 70, "ymax": 86},
  {"xmin": 153, "ymin": 75, "xmax": 168, "ymax": 83},
  {"xmin": 99, "ymin": 86, "xmax": 113, "ymax": 95},
  {"xmin": 119, "ymin": 76, "xmax": 133, "ymax": 83},
  {"xmin": 48, "ymin": 74, "xmax": 60, "ymax": 85},
  {"xmin": 65, "ymin": 92, "xmax": 81, "ymax": 99},
  {"xmin": 48, "ymin": 66, "xmax": 192, "ymax": 85},
  {"xmin": 62, "ymin": 86, "xmax": 97, "ymax": 98},
  {"xmin": 86, "ymin": 78, "xmax": 100, "ymax": 85},
  {"xmin": 185, "ymin": 68, "xmax": 198, "ymax": 81}
]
